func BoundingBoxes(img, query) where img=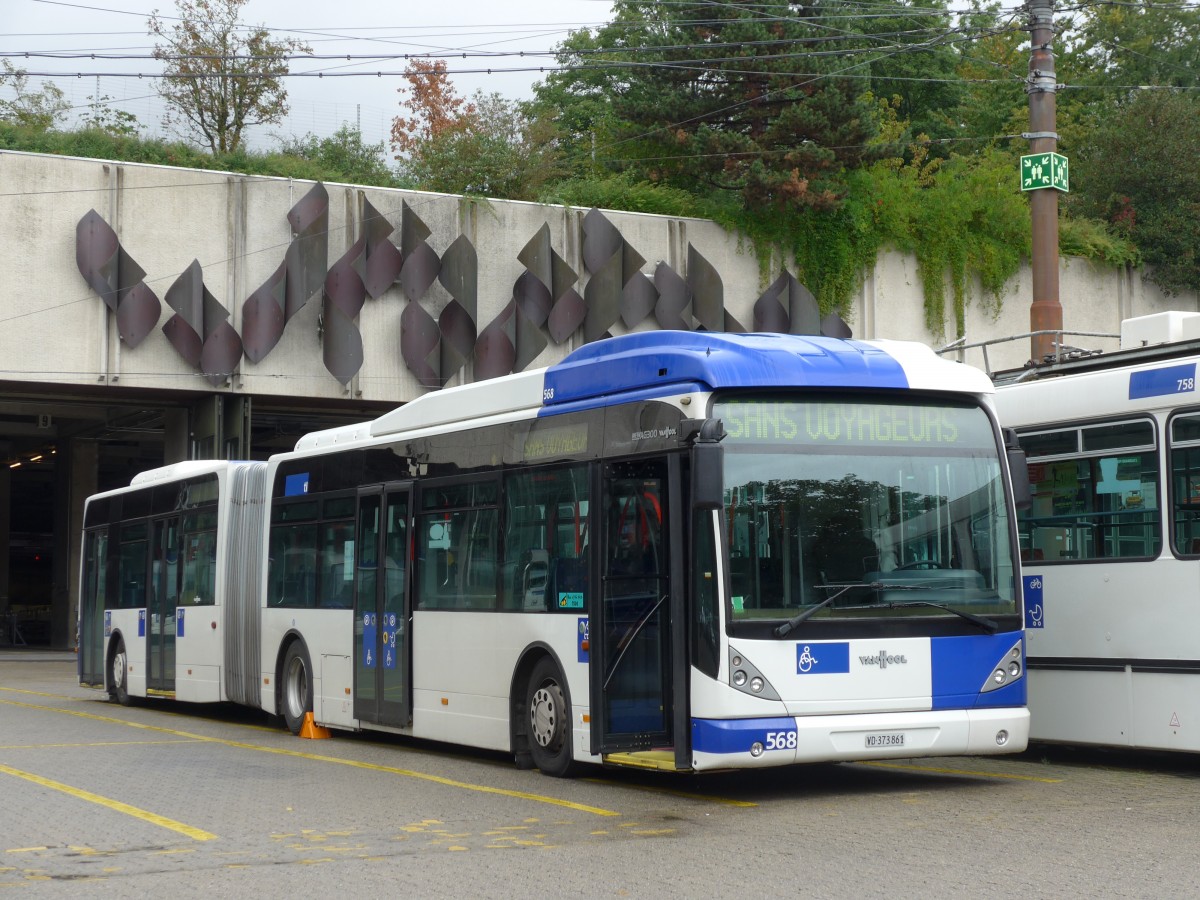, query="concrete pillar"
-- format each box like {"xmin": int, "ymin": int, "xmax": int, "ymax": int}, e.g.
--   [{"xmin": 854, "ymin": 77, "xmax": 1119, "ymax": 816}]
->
[
  {"xmin": 52, "ymin": 445, "xmax": 70, "ymax": 648},
  {"xmin": 164, "ymin": 408, "xmax": 189, "ymax": 463},
  {"xmin": 62, "ymin": 440, "xmax": 98, "ymax": 650},
  {"xmin": 0, "ymin": 466, "xmax": 9, "ymax": 629}
]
